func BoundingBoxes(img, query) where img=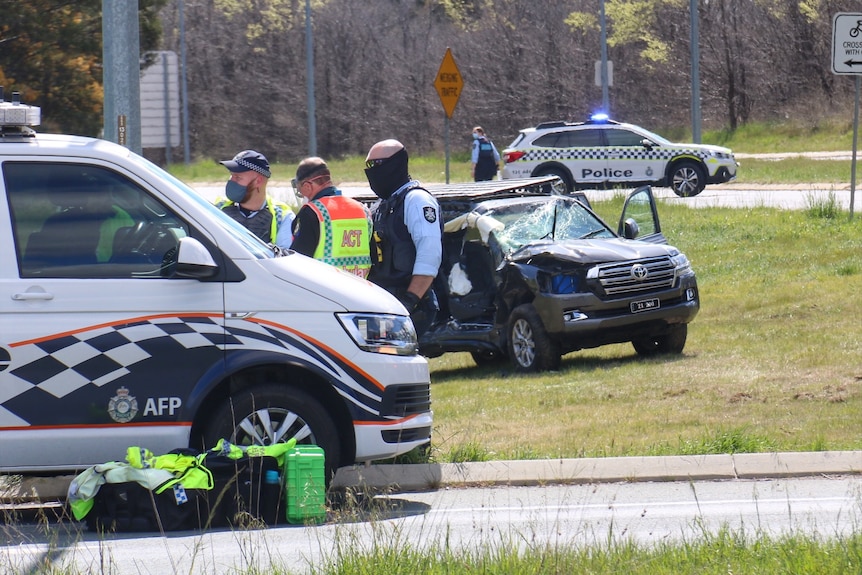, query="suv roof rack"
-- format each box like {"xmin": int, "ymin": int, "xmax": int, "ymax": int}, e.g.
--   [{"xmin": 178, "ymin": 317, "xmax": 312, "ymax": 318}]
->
[{"xmin": 0, "ymin": 88, "xmax": 41, "ymax": 139}]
